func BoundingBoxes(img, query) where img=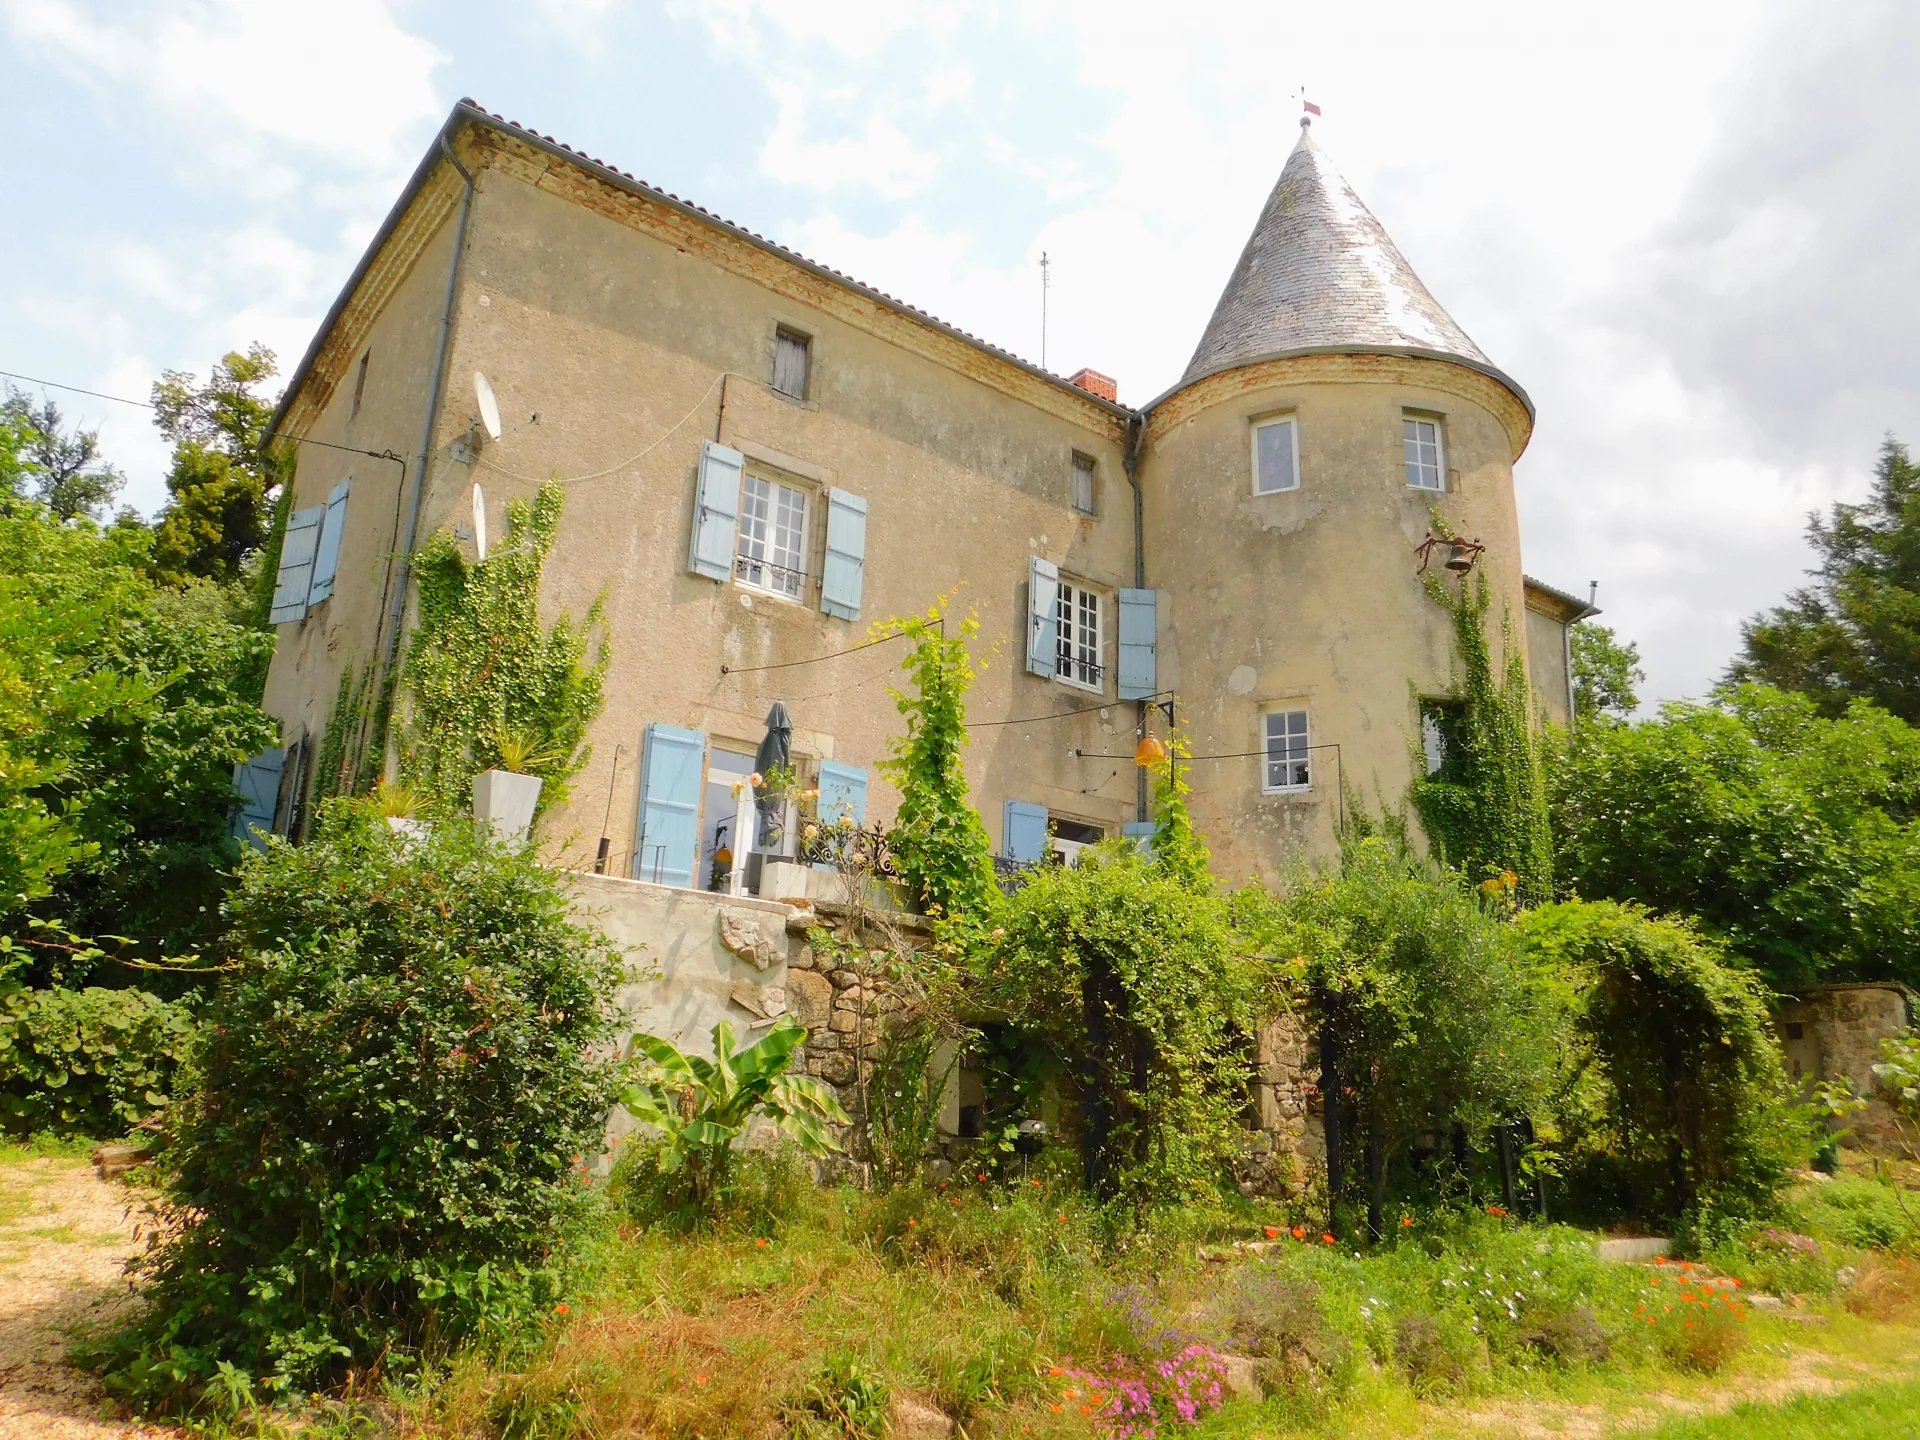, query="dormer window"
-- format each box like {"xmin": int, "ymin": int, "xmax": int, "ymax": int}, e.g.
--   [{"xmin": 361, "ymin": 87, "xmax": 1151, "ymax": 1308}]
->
[
  {"xmin": 1252, "ymin": 415, "xmax": 1299, "ymax": 494},
  {"xmin": 1404, "ymin": 413, "xmax": 1445, "ymax": 491}
]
